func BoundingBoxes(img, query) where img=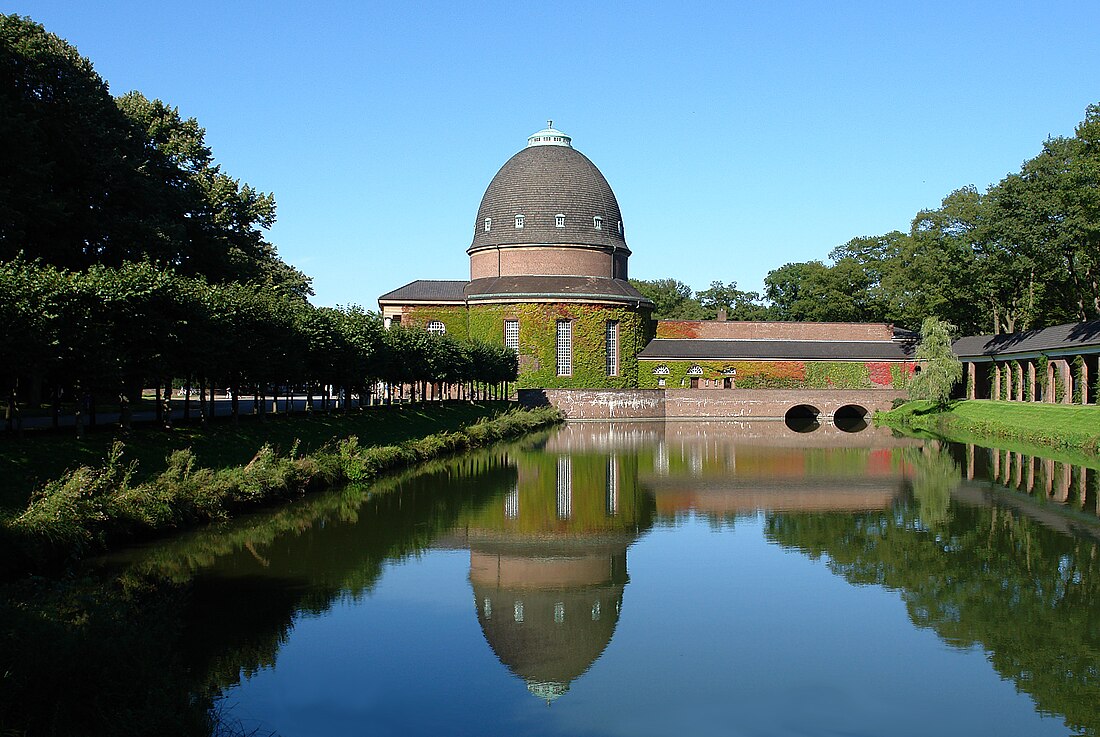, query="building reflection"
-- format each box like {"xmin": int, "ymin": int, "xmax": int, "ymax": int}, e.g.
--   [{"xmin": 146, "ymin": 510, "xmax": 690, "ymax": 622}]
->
[
  {"xmin": 448, "ymin": 441, "xmax": 654, "ymax": 703},
  {"xmin": 447, "ymin": 422, "xmax": 921, "ymax": 702}
]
